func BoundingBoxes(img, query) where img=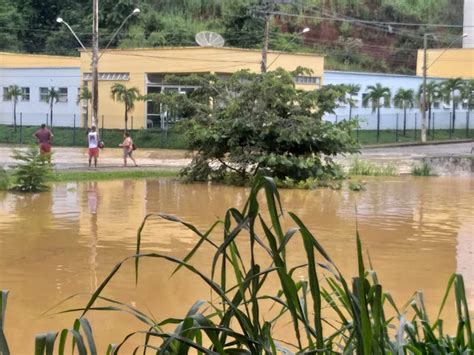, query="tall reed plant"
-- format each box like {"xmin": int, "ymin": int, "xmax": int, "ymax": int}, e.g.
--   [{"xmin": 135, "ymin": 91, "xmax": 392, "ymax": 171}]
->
[{"xmin": 1, "ymin": 175, "xmax": 472, "ymax": 354}]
